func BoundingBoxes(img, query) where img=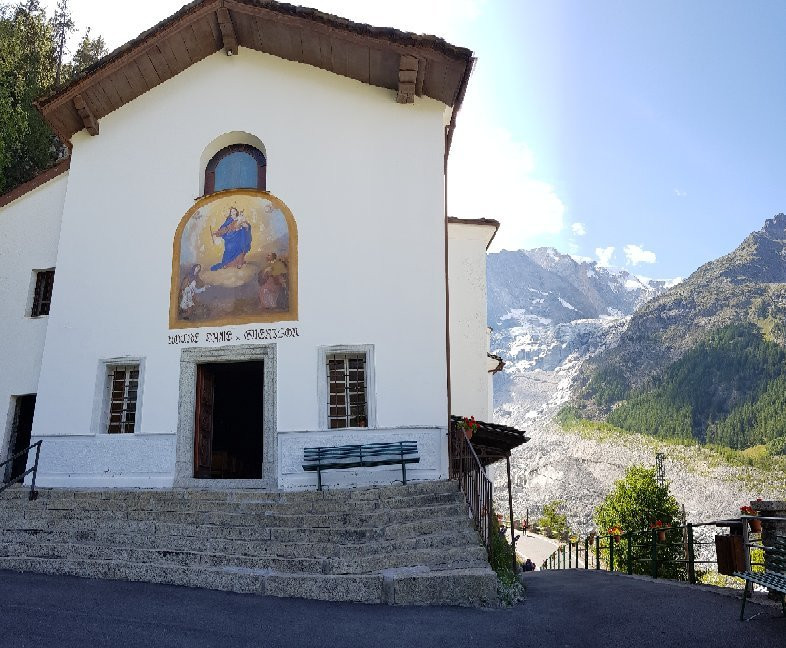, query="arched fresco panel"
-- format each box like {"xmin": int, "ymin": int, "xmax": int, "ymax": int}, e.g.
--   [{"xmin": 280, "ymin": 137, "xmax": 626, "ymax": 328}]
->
[{"xmin": 170, "ymin": 190, "xmax": 297, "ymax": 328}]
